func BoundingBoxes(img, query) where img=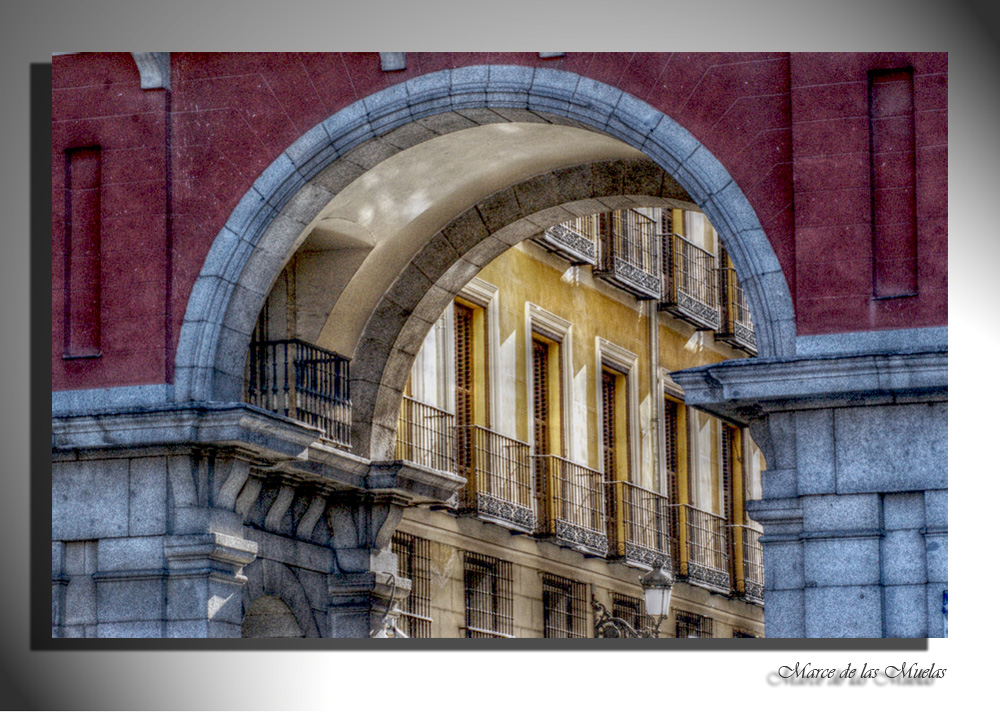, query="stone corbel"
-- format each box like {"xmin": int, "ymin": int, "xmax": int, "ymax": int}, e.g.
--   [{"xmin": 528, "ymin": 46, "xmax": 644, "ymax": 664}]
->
[
  {"xmin": 131, "ymin": 52, "xmax": 170, "ymax": 90},
  {"xmin": 327, "ymin": 492, "xmax": 409, "ymax": 574},
  {"xmin": 164, "ymin": 532, "xmax": 258, "ymax": 584}
]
